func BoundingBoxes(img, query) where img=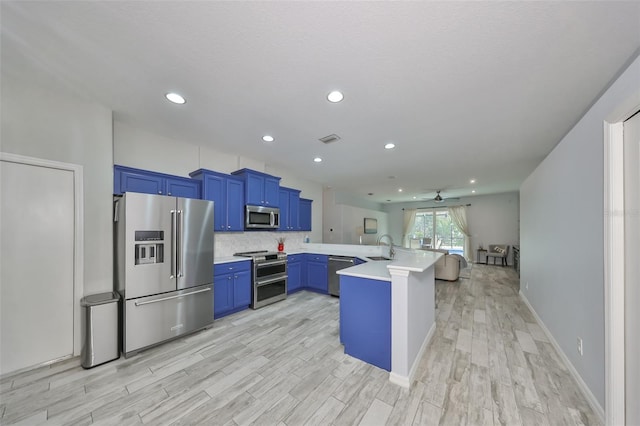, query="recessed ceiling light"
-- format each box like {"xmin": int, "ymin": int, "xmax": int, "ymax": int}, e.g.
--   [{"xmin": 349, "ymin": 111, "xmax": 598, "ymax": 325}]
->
[
  {"xmin": 398, "ymin": 188, "xmax": 403, "ymax": 192},
  {"xmin": 413, "ymin": 196, "xmax": 417, "ymax": 199},
  {"xmin": 313, "ymin": 157, "xmax": 322, "ymax": 163},
  {"xmin": 470, "ymin": 179, "xmax": 476, "ymax": 184},
  {"xmin": 262, "ymin": 135, "xmax": 274, "ymax": 142},
  {"xmin": 384, "ymin": 143, "xmax": 396, "ymax": 150},
  {"xmin": 165, "ymin": 92, "xmax": 186, "ymax": 104},
  {"xmin": 327, "ymin": 91, "xmax": 344, "ymax": 103},
  {"xmin": 472, "ymin": 190, "xmax": 476, "ymax": 193}
]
